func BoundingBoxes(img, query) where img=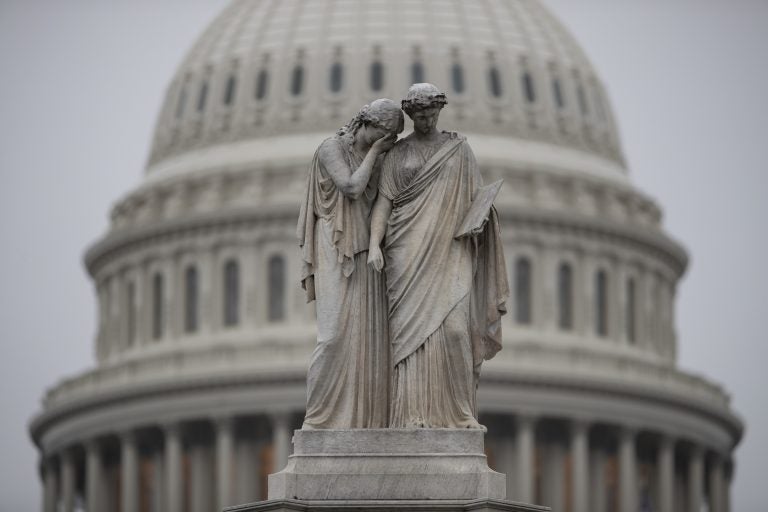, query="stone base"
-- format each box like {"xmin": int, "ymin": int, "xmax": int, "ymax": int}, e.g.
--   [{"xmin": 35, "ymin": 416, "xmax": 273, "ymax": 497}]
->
[
  {"xmin": 268, "ymin": 429, "xmax": 506, "ymax": 501},
  {"xmin": 225, "ymin": 498, "xmax": 549, "ymax": 511}
]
